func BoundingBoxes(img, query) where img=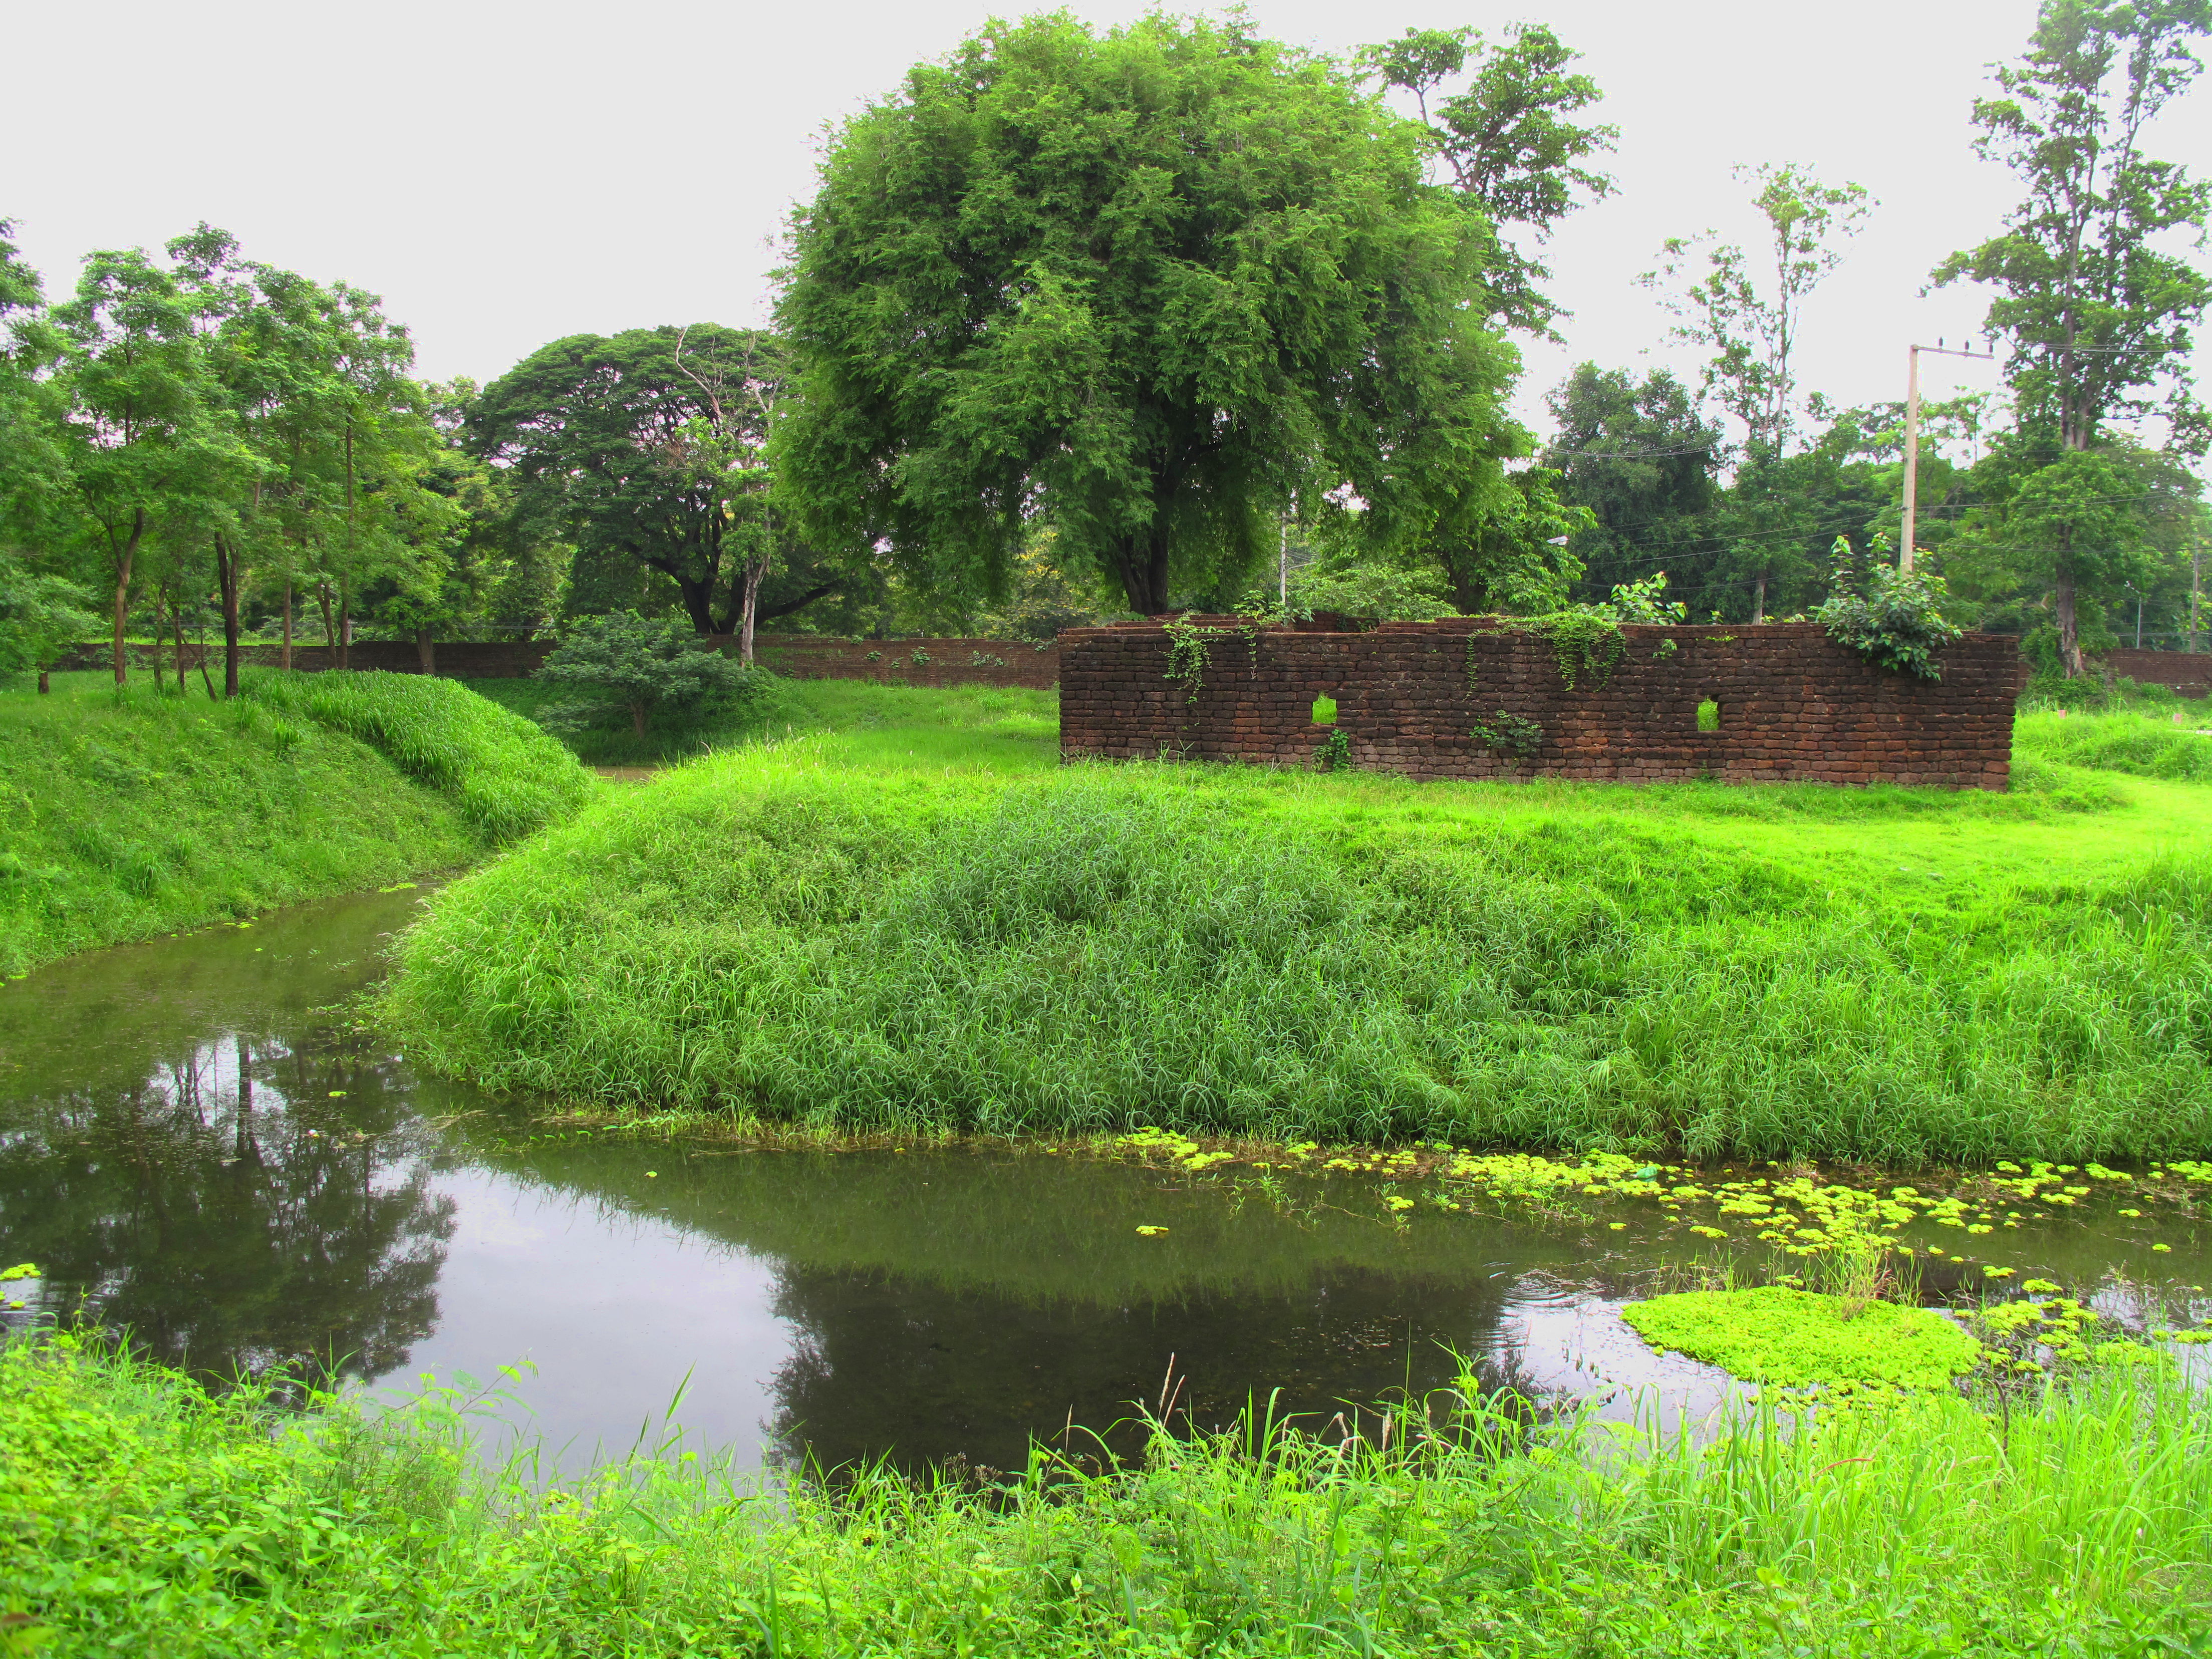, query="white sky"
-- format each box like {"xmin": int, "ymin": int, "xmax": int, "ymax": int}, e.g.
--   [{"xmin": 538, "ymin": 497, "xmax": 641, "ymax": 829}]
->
[{"xmin": 5, "ymin": 0, "xmax": 2207, "ymax": 454}]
